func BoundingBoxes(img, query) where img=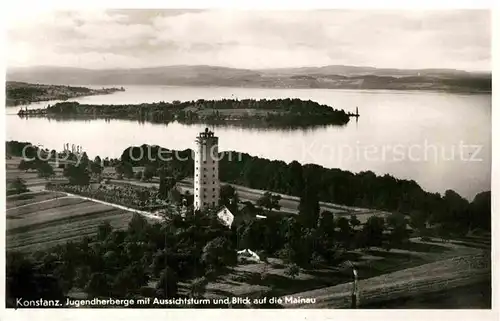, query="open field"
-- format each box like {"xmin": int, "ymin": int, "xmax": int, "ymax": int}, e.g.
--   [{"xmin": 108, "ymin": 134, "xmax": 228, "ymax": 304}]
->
[
  {"xmin": 361, "ymin": 281, "xmax": 491, "ymax": 309},
  {"xmin": 6, "ymin": 192, "xmax": 135, "ymax": 252},
  {"xmin": 179, "ymin": 236, "xmax": 489, "ymax": 308},
  {"xmin": 6, "ymin": 190, "xmax": 67, "ymax": 209},
  {"xmin": 281, "ymin": 250, "xmax": 490, "ymax": 308}
]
